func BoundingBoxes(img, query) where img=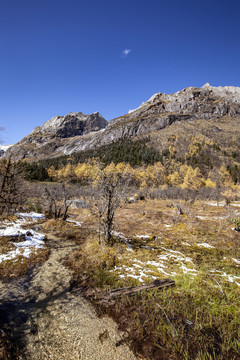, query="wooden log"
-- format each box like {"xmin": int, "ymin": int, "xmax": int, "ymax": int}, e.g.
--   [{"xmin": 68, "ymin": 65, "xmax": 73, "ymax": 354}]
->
[{"xmin": 108, "ymin": 278, "xmax": 175, "ymax": 299}]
